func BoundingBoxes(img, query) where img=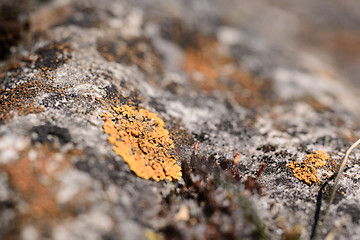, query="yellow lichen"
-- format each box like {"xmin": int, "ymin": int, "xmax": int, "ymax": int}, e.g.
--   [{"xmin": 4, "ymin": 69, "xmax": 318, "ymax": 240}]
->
[
  {"xmin": 288, "ymin": 150, "xmax": 330, "ymax": 185},
  {"xmin": 100, "ymin": 105, "xmax": 181, "ymax": 181}
]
